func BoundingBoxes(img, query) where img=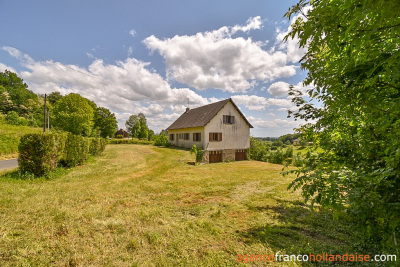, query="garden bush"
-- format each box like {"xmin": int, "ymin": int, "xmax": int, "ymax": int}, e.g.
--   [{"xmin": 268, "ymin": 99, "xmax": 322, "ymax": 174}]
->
[
  {"xmin": 18, "ymin": 133, "xmax": 105, "ymax": 176},
  {"xmin": 153, "ymin": 134, "xmax": 169, "ymax": 147},
  {"xmin": 107, "ymin": 138, "xmax": 153, "ymax": 145}
]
